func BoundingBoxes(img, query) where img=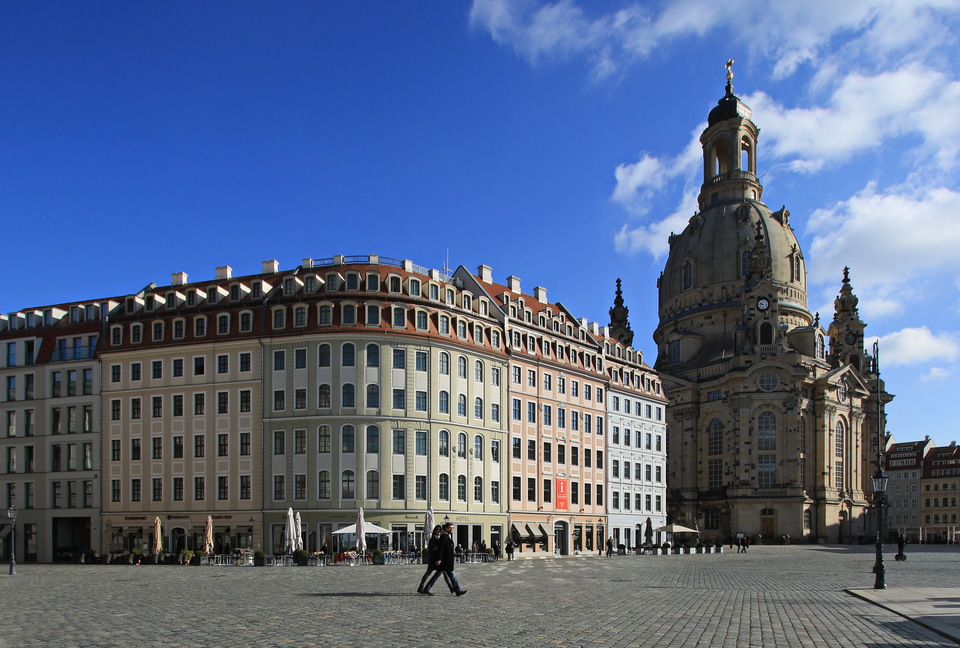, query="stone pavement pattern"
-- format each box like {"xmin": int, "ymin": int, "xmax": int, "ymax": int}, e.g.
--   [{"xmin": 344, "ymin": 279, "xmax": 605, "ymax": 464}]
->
[{"xmin": 1, "ymin": 545, "xmax": 958, "ymax": 648}]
